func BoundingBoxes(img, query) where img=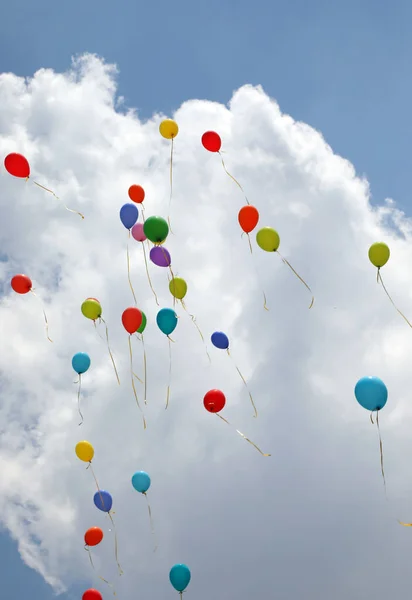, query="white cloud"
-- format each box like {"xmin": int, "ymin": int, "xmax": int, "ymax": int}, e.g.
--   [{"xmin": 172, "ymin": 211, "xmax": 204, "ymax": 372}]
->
[{"xmin": 1, "ymin": 53, "xmax": 412, "ymax": 599}]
